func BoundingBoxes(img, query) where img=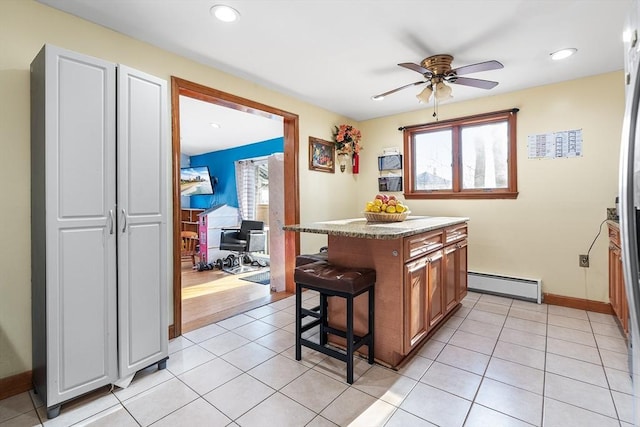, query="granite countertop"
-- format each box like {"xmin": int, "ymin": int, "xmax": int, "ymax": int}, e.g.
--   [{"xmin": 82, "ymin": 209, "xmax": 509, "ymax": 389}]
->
[{"xmin": 283, "ymin": 216, "xmax": 469, "ymax": 240}]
